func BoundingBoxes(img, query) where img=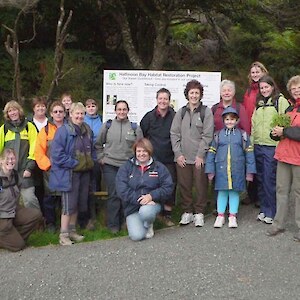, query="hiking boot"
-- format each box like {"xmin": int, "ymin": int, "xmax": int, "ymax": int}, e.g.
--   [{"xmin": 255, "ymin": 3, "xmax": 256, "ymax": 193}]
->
[
  {"xmin": 179, "ymin": 212, "xmax": 194, "ymax": 225},
  {"xmin": 257, "ymin": 212, "xmax": 265, "ymax": 222},
  {"xmin": 59, "ymin": 233, "xmax": 74, "ymax": 246},
  {"xmin": 214, "ymin": 216, "xmax": 225, "ymax": 228},
  {"xmin": 266, "ymin": 226, "xmax": 285, "ymax": 236},
  {"xmin": 145, "ymin": 224, "xmax": 154, "ymax": 239},
  {"xmin": 69, "ymin": 231, "xmax": 84, "ymax": 242},
  {"xmin": 194, "ymin": 213, "xmax": 204, "ymax": 227},
  {"xmin": 228, "ymin": 216, "xmax": 238, "ymax": 228}
]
